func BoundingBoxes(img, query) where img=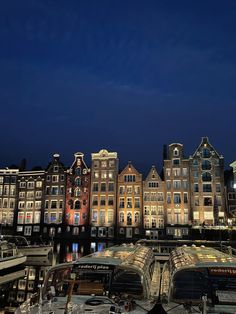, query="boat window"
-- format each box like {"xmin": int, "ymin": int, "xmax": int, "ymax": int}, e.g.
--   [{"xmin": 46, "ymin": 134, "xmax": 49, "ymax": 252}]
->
[
  {"xmin": 110, "ymin": 269, "xmax": 143, "ymax": 297},
  {"xmin": 171, "ymin": 270, "xmax": 208, "ymax": 303},
  {"xmin": 209, "ymin": 269, "xmax": 236, "ymax": 304},
  {"xmin": 45, "ymin": 267, "xmax": 72, "ymax": 297},
  {"xmin": 45, "ymin": 267, "xmax": 111, "ymax": 297},
  {"xmin": 75, "ymin": 271, "xmax": 111, "ymax": 296}
]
